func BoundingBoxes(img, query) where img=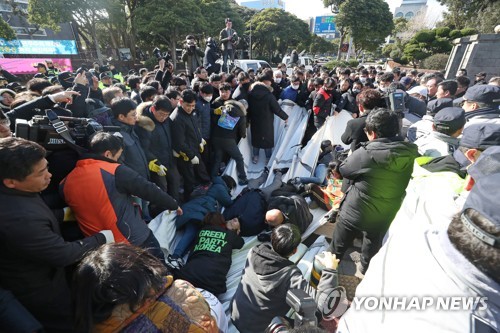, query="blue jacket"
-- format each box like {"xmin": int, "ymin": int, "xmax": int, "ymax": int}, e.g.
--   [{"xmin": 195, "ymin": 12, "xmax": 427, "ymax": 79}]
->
[
  {"xmin": 112, "ymin": 118, "xmax": 149, "ymax": 180},
  {"xmin": 175, "ymin": 177, "xmax": 233, "ymax": 228},
  {"xmin": 280, "ymin": 86, "xmax": 298, "ymax": 102}
]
